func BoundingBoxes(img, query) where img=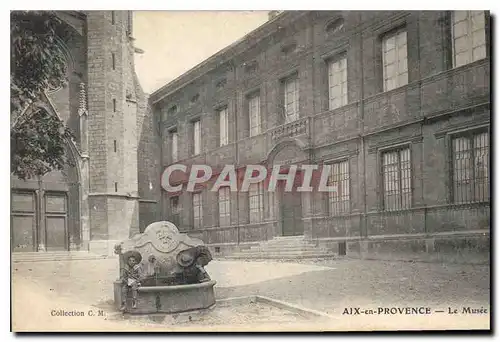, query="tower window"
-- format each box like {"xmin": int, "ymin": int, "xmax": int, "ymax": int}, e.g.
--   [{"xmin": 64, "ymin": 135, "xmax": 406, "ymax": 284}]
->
[
  {"xmin": 112, "ymin": 53, "xmax": 116, "ymax": 70},
  {"xmin": 111, "ymin": 11, "xmax": 115, "ymax": 25},
  {"xmin": 115, "ymin": 182, "xmax": 118, "ymax": 192},
  {"xmin": 113, "ymin": 99, "xmax": 116, "ymax": 112},
  {"xmin": 114, "ymin": 140, "xmax": 117, "ymax": 152}
]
